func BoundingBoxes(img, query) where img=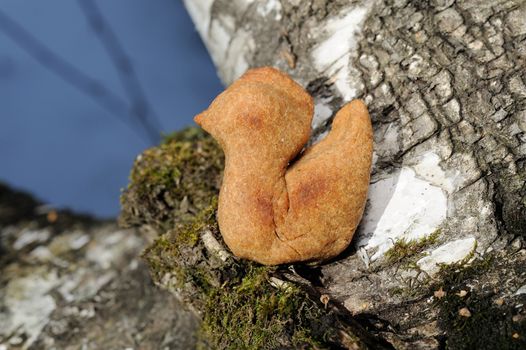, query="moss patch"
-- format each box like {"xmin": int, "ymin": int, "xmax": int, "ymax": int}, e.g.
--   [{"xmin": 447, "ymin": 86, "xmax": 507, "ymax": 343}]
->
[
  {"xmin": 119, "ymin": 127, "xmax": 224, "ymax": 231},
  {"xmin": 200, "ymin": 265, "xmax": 336, "ymax": 349},
  {"xmin": 124, "ymin": 128, "xmax": 370, "ymax": 349},
  {"xmin": 384, "ymin": 229, "xmax": 441, "ymax": 264},
  {"xmin": 143, "ymin": 200, "xmax": 356, "ymax": 349},
  {"xmin": 431, "ymin": 255, "xmax": 526, "ymax": 349},
  {"xmin": 142, "ymin": 197, "xmax": 219, "ymax": 290}
]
